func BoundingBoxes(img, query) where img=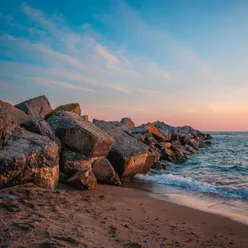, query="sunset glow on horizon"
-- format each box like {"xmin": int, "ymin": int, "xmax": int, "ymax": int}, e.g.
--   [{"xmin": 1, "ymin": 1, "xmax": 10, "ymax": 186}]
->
[{"xmin": 1, "ymin": 0, "xmax": 248, "ymax": 131}]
